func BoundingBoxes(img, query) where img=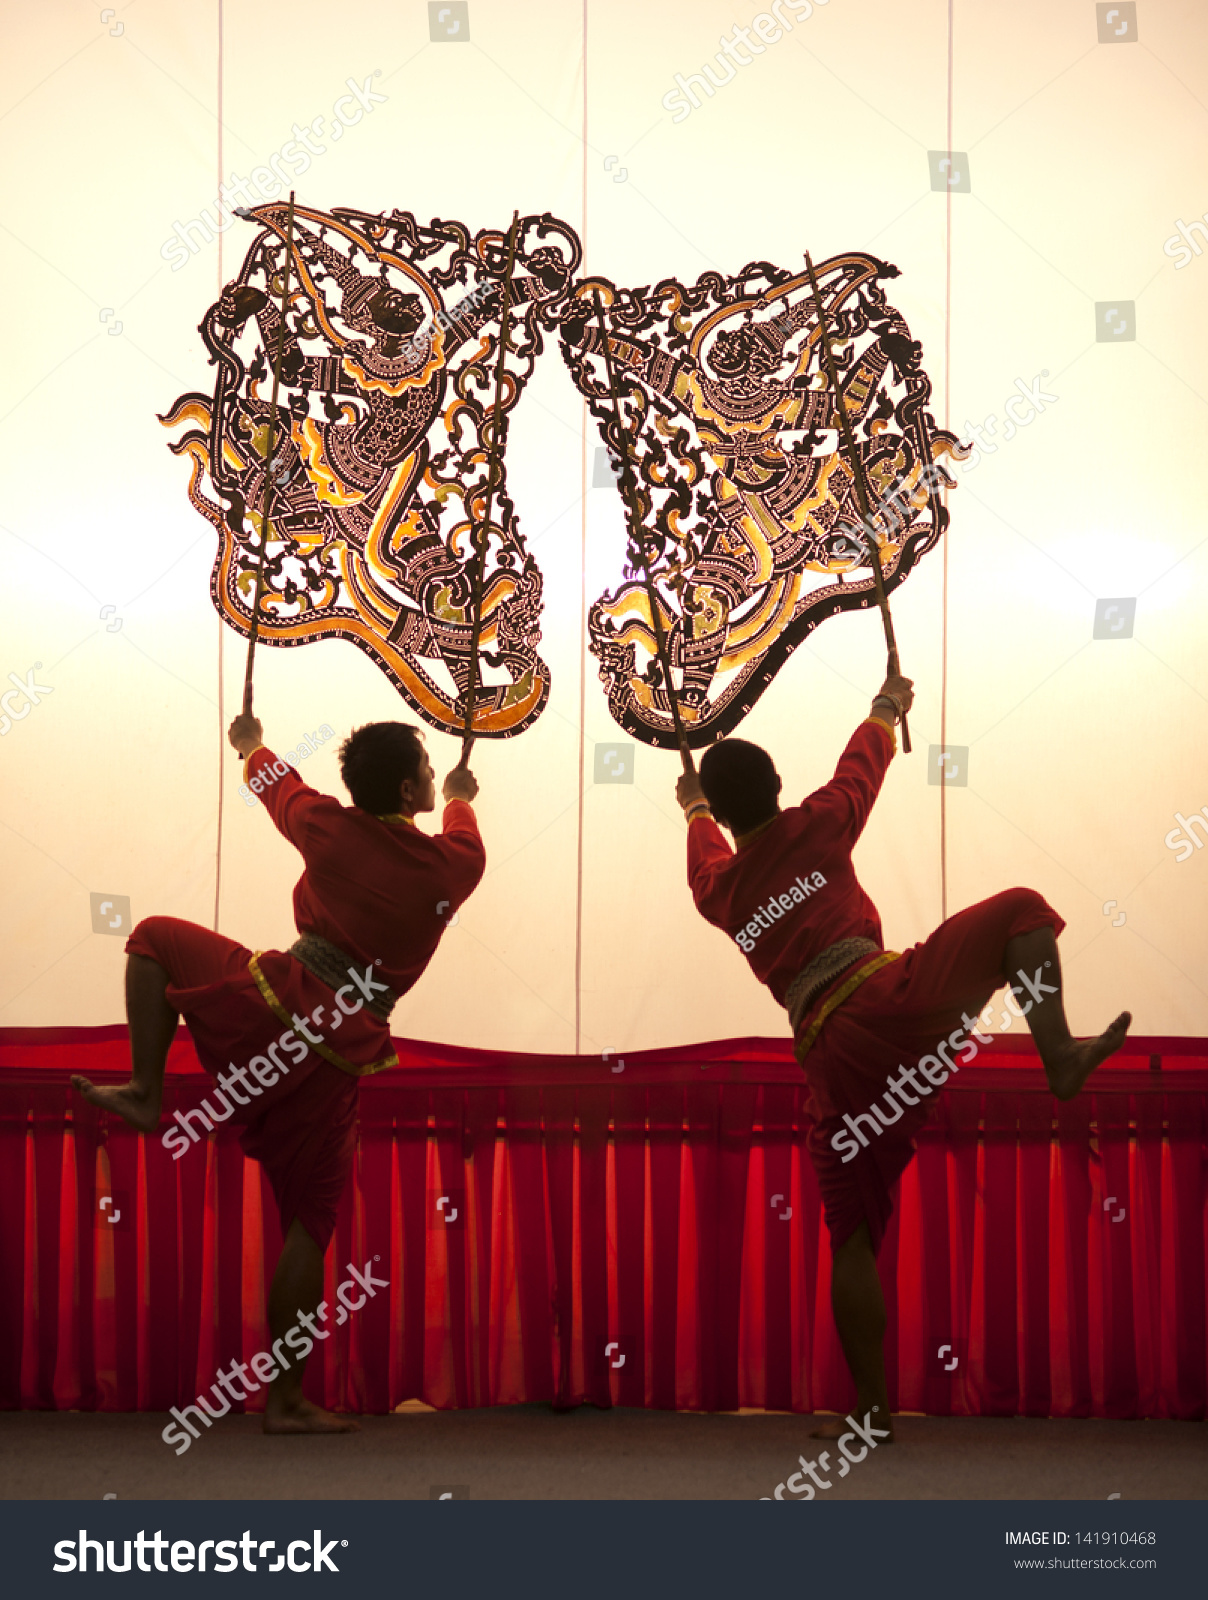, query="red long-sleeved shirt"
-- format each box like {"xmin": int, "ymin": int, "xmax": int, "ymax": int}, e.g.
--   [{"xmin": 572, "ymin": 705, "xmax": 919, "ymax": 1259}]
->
[
  {"xmin": 687, "ymin": 718, "xmax": 894, "ymax": 1006},
  {"xmin": 244, "ymin": 744, "xmax": 485, "ymax": 1000}
]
